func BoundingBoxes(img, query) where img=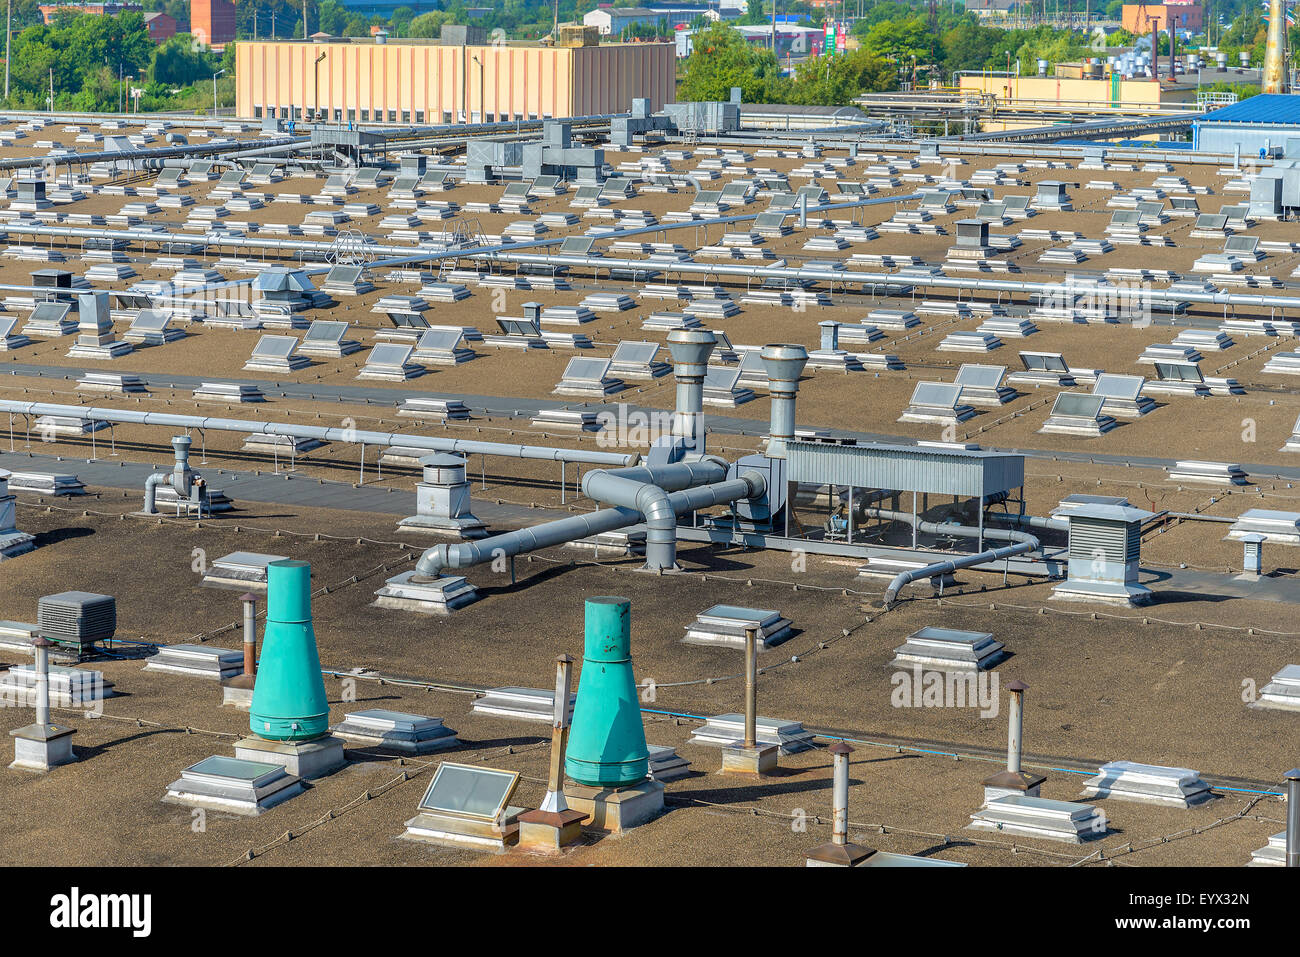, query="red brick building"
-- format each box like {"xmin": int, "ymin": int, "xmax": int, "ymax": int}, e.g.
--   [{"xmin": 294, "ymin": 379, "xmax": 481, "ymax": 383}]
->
[
  {"xmin": 143, "ymin": 11, "xmax": 177, "ymax": 41},
  {"xmin": 191, "ymin": 0, "xmax": 237, "ymax": 50}
]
